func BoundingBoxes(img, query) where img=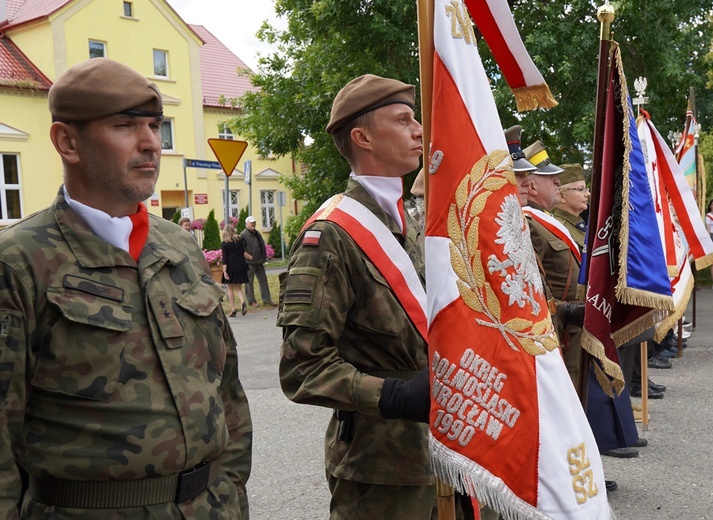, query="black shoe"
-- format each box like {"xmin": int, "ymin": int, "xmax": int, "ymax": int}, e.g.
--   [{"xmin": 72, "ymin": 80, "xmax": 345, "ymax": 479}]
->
[
  {"xmin": 630, "ymin": 387, "xmax": 664, "ymax": 399},
  {"xmin": 648, "ymin": 355, "xmax": 672, "ymax": 369},
  {"xmin": 228, "ymin": 310, "xmax": 238, "ymax": 318},
  {"xmin": 601, "ymin": 447, "xmax": 639, "ymax": 458},
  {"xmin": 241, "ymin": 302, "xmax": 247, "ymax": 316},
  {"xmin": 632, "ymin": 437, "xmax": 648, "ymax": 448},
  {"xmin": 606, "ymin": 480, "xmax": 618, "ymax": 493},
  {"xmin": 648, "ymin": 380, "xmax": 666, "ymax": 392}
]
